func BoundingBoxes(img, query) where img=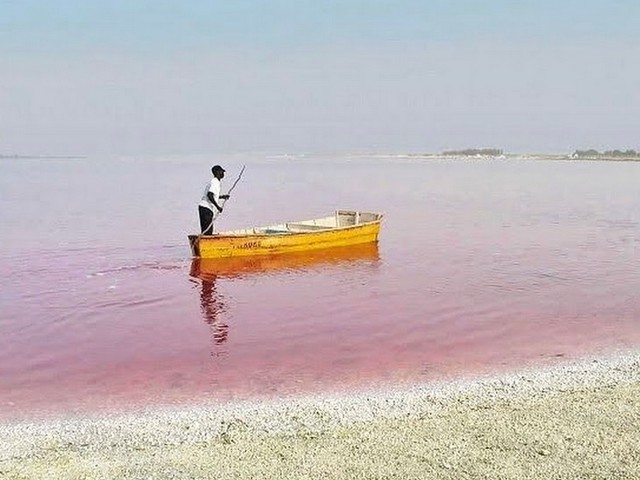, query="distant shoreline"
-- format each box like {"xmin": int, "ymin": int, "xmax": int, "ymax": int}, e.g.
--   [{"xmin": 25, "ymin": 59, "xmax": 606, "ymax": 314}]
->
[
  {"xmin": 2, "ymin": 153, "xmax": 639, "ymax": 162},
  {"xmin": 405, "ymin": 153, "xmax": 640, "ymax": 162}
]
